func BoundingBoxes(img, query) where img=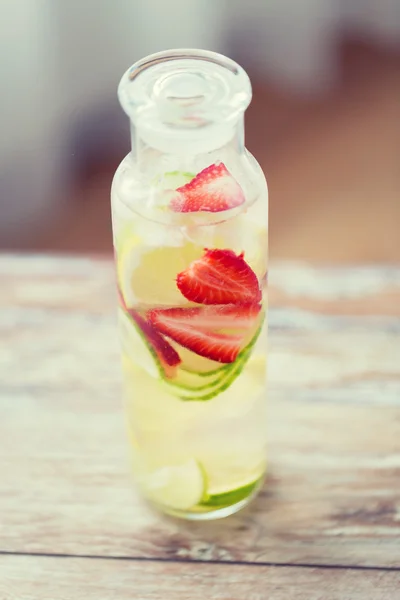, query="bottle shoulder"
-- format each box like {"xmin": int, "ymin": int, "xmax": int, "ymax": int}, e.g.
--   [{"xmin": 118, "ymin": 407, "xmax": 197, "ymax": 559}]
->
[
  {"xmin": 112, "ymin": 147, "xmax": 267, "ymax": 198},
  {"xmin": 111, "ymin": 146, "xmax": 267, "ymax": 229}
]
